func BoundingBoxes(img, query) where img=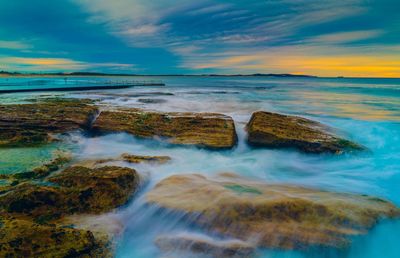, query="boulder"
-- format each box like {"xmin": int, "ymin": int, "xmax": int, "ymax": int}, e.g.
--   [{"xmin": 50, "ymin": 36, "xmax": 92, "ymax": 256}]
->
[
  {"xmin": 155, "ymin": 233, "xmax": 255, "ymax": 258},
  {"xmin": 246, "ymin": 111, "xmax": 364, "ymax": 154},
  {"xmin": 92, "ymin": 109, "xmax": 237, "ymax": 149},
  {"xmin": 146, "ymin": 173, "xmax": 399, "ymax": 250},
  {"xmin": 48, "ymin": 166, "xmax": 140, "ymax": 214},
  {"xmin": 0, "ymin": 98, "xmax": 99, "ymax": 147},
  {"xmin": 0, "ymin": 166, "xmax": 140, "ymax": 217},
  {"xmin": 0, "ymin": 213, "xmax": 110, "ymax": 257}
]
